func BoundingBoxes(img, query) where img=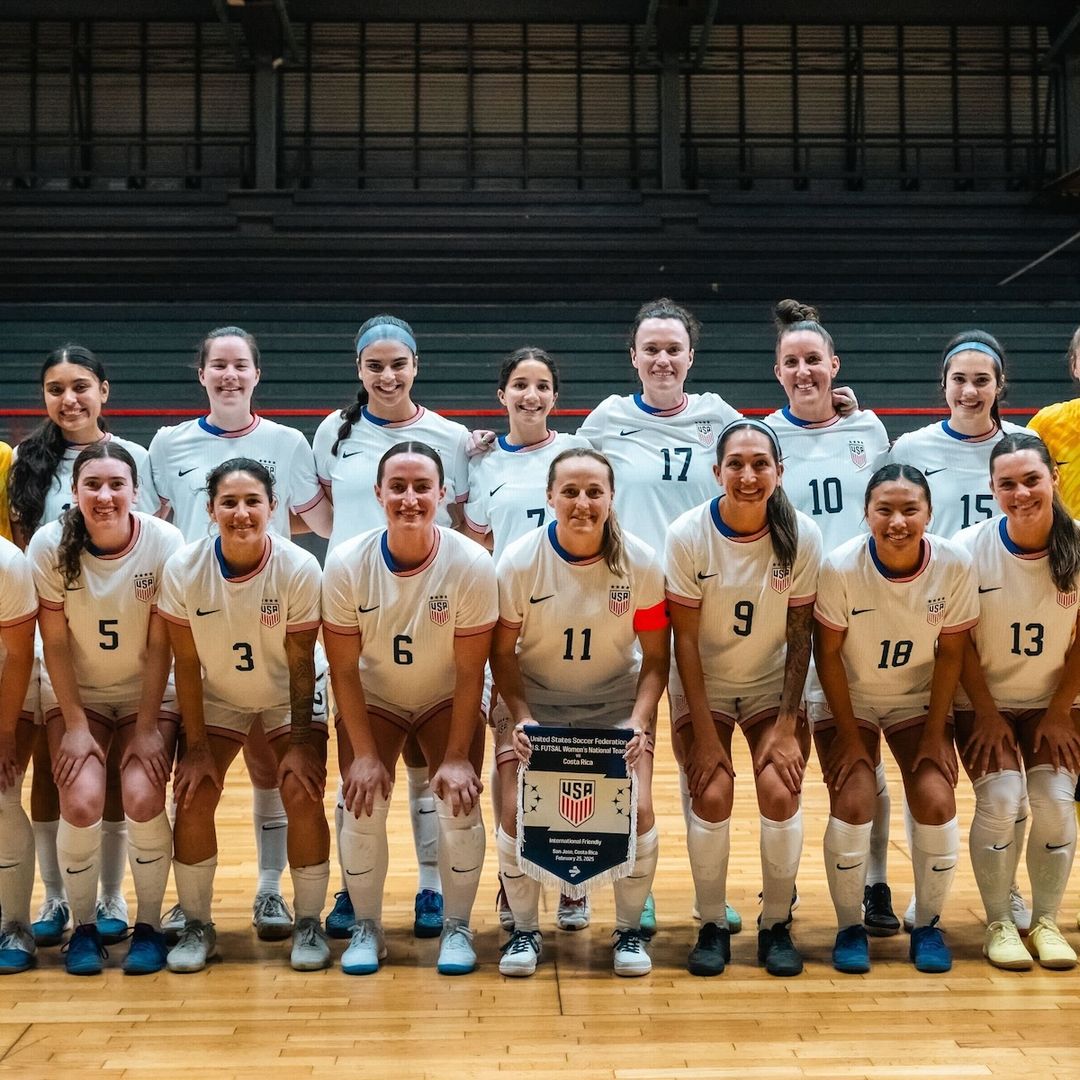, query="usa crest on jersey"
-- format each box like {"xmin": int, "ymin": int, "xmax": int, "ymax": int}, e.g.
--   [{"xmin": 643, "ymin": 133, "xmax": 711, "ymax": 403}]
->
[
  {"xmin": 559, "ymin": 778, "xmax": 595, "ymax": 827},
  {"xmin": 258, "ymin": 458, "xmax": 278, "ymax": 478},
  {"xmin": 1058, "ymin": 590, "xmax": 1078, "ymax": 609},
  {"xmin": 695, "ymin": 421, "xmax": 715, "ymax": 448},
  {"xmin": 260, "ymin": 599, "xmax": 280, "ymax": 628},
  {"xmin": 132, "ymin": 572, "xmax": 155, "ymax": 603},
  {"xmin": 848, "ymin": 439, "xmax": 867, "ymax": 468},
  {"xmin": 771, "ymin": 566, "xmax": 791, "ymax": 593},
  {"xmin": 609, "ymin": 585, "xmax": 631, "ymax": 616},
  {"xmin": 428, "ymin": 594, "xmax": 450, "ymax": 626},
  {"xmin": 926, "ymin": 596, "xmax": 946, "ymax": 626}
]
